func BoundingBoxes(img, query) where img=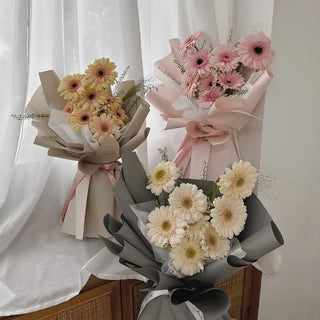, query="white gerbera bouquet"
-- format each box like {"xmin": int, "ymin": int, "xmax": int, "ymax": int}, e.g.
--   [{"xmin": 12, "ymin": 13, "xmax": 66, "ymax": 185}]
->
[
  {"xmin": 144, "ymin": 156, "xmax": 258, "ymax": 277},
  {"xmin": 101, "ymin": 152, "xmax": 283, "ymax": 320}
]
